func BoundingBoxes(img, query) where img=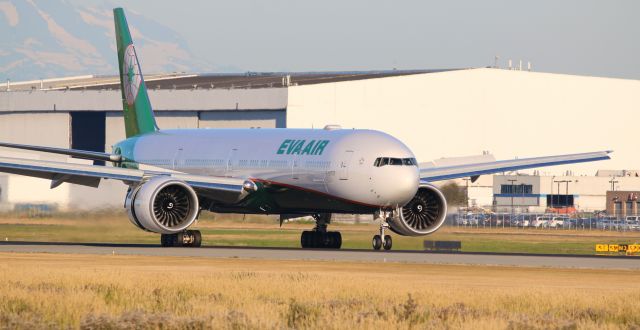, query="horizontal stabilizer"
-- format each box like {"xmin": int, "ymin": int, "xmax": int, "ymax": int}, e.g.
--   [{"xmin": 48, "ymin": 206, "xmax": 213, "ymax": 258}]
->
[
  {"xmin": 0, "ymin": 155, "xmax": 250, "ymax": 203},
  {"xmin": 0, "ymin": 142, "xmax": 122, "ymax": 163}
]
